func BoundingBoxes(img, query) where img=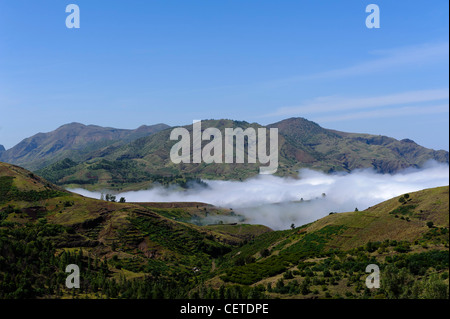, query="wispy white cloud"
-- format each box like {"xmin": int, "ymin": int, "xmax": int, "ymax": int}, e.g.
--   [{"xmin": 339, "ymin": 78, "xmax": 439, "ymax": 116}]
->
[
  {"xmin": 265, "ymin": 88, "xmax": 449, "ymax": 117},
  {"xmin": 306, "ymin": 42, "xmax": 449, "ymax": 80},
  {"xmin": 313, "ymin": 104, "xmax": 449, "ymax": 123},
  {"xmin": 264, "ymin": 42, "xmax": 449, "ymax": 88}
]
